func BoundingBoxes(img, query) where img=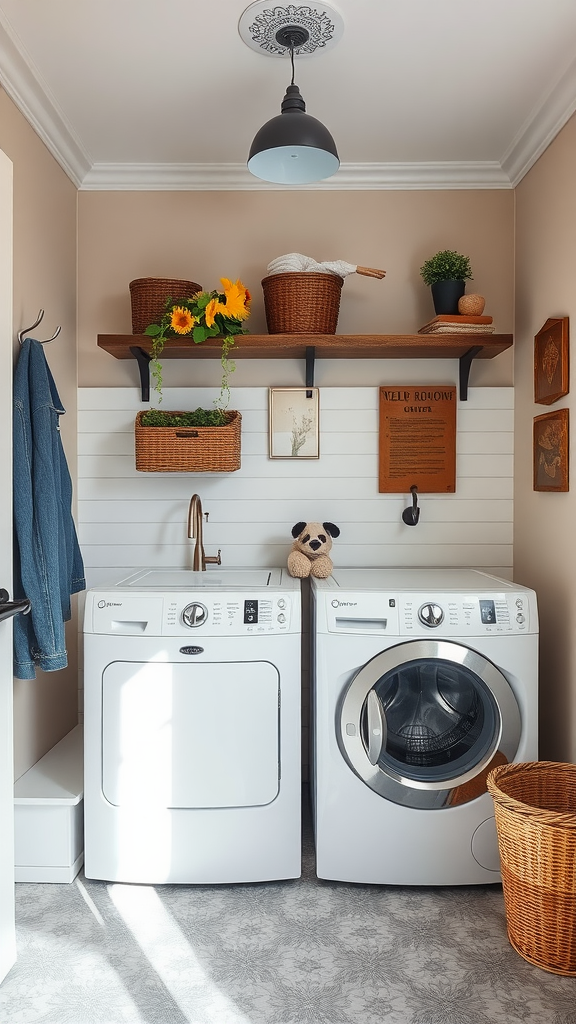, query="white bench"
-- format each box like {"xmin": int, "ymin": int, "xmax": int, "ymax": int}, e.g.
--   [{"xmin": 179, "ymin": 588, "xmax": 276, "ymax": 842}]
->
[{"xmin": 14, "ymin": 725, "xmax": 84, "ymax": 883}]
